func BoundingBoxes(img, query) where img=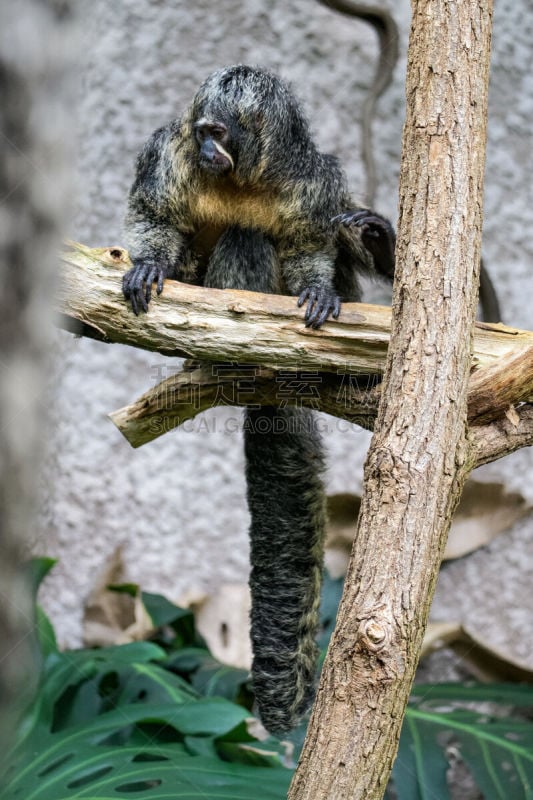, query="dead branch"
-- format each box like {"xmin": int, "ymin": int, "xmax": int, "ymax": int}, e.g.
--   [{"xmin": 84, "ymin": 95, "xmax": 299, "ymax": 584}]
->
[
  {"xmin": 108, "ymin": 364, "xmax": 381, "ymax": 447},
  {"xmin": 57, "ymin": 244, "xmax": 533, "ymax": 467},
  {"xmin": 57, "ymin": 243, "xmax": 533, "ymax": 375},
  {"xmin": 470, "ymin": 404, "xmax": 533, "ymax": 467}
]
